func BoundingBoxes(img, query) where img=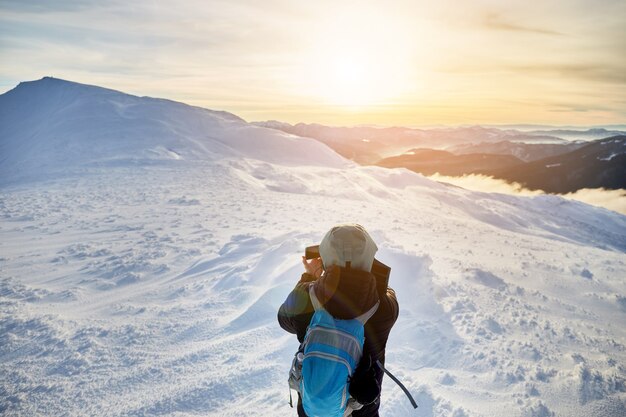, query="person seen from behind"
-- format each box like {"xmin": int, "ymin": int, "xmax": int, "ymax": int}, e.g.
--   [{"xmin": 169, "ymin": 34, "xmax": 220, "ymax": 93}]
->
[{"xmin": 278, "ymin": 224, "xmax": 399, "ymax": 417}]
